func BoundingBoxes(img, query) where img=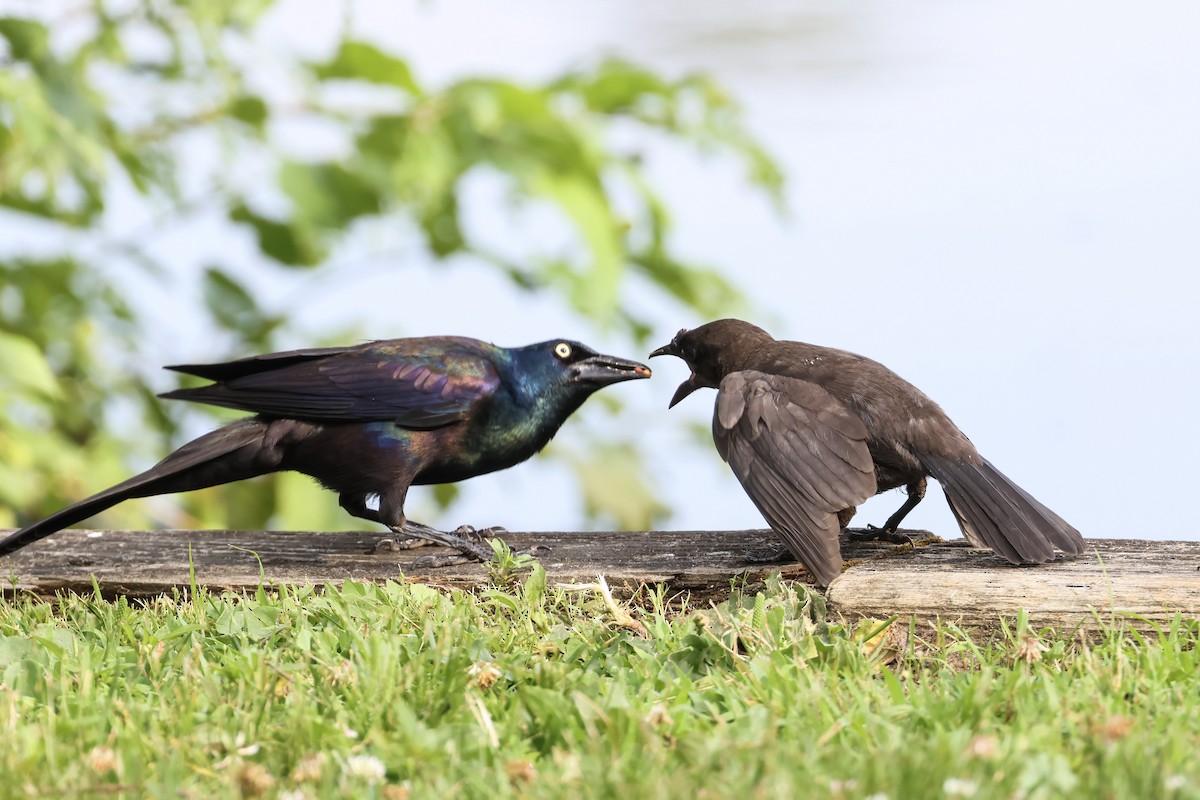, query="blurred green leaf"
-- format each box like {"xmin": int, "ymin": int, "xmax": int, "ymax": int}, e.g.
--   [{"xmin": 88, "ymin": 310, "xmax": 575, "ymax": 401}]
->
[
  {"xmin": 566, "ymin": 442, "xmax": 669, "ymax": 530},
  {"xmin": 228, "ymin": 95, "xmax": 268, "ymax": 129},
  {"xmin": 229, "ymin": 204, "xmax": 326, "ymax": 266},
  {"xmin": 202, "ymin": 268, "xmax": 282, "ymax": 345},
  {"xmin": 0, "ymin": 18, "xmax": 49, "ymax": 63},
  {"xmin": 0, "ymin": 330, "xmax": 61, "ymax": 398},
  {"xmin": 312, "ymin": 41, "xmax": 419, "ymax": 94},
  {"xmin": 431, "ymin": 483, "xmax": 461, "ymax": 512},
  {"xmin": 533, "ymin": 171, "xmax": 622, "ymax": 319},
  {"xmin": 280, "ymin": 161, "xmax": 381, "ymax": 228}
]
